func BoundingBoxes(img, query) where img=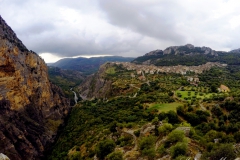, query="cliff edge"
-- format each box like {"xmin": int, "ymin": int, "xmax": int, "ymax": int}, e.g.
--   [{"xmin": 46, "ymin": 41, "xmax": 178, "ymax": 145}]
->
[{"xmin": 0, "ymin": 16, "xmax": 70, "ymax": 160}]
